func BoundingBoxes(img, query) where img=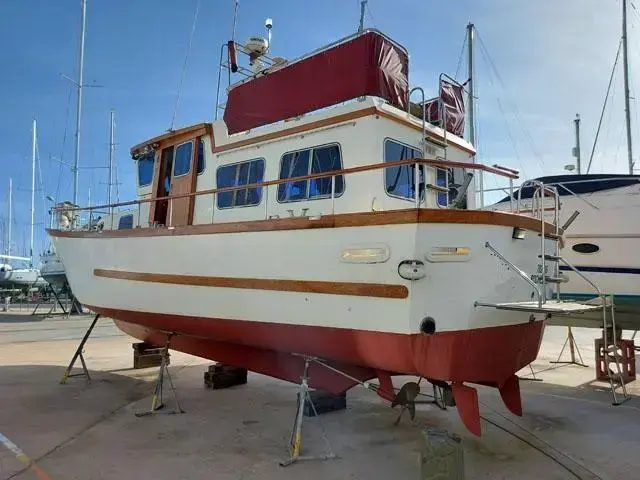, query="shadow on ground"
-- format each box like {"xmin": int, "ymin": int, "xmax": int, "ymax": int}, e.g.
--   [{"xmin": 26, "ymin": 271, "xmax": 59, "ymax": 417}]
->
[
  {"xmin": 0, "ymin": 364, "xmax": 152, "ymax": 480},
  {"xmin": 1, "ymin": 357, "xmax": 640, "ymax": 479},
  {"xmin": 0, "ymin": 313, "xmax": 47, "ymax": 324}
]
